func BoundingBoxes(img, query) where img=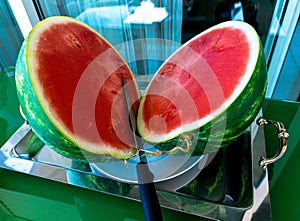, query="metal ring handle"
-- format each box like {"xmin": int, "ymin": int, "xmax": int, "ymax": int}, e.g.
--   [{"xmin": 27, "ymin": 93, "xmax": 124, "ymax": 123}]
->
[{"xmin": 256, "ymin": 117, "xmax": 289, "ymax": 168}]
